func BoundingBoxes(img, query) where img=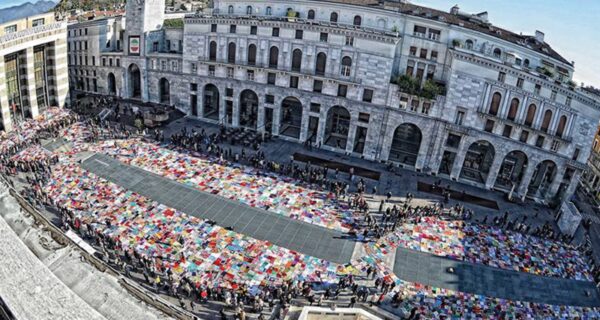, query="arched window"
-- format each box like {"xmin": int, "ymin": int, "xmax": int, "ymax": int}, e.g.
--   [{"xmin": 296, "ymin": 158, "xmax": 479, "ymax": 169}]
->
[
  {"xmin": 524, "ymin": 59, "xmax": 530, "ymax": 68},
  {"xmin": 228, "ymin": 5, "xmax": 234, "ymax": 14},
  {"xmin": 507, "ymin": 98, "xmax": 519, "ymax": 121},
  {"xmin": 246, "ymin": 6, "xmax": 253, "ymax": 15},
  {"xmin": 209, "ymin": 41, "xmax": 217, "ymax": 61},
  {"xmin": 488, "ymin": 92, "xmax": 501, "ymax": 116},
  {"xmin": 556, "ymin": 115, "xmax": 568, "ymax": 137},
  {"xmin": 269, "ymin": 46, "xmax": 279, "ymax": 68},
  {"xmin": 541, "ymin": 109, "xmax": 553, "ymax": 132},
  {"xmin": 330, "ymin": 12, "xmax": 338, "ymax": 23},
  {"xmin": 493, "ymin": 48, "xmax": 502, "ymax": 59},
  {"xmin": 291, "ymin": 49, "xmax": 302, "ymax": 72},
  {"xmin": 315, "ymin": 52, "xmax": 327, "ymax": 75},
  {"xmin": 341, "ymin": 56, "xmax": 352, "ymax": 76},
  {"xmin": 353, "ymin": 15, "xmax": 362, "ymax": 26},
  {"xmin": 525, "ymin": 104, "xmax": 536, "ymax": 126},
  {"xmin": 227, "ymin": 42, "xmax": 236, "ymax": 63},
  {"xmin": 247, "ymin": 44, "xmax": 257, "ymax": 65},
  {"xmin": 465, "ymin": 39, "xmax": 474, "ymax": 50},
  {"xmin": 307, "ymin": 9, "xmax": 315, "ymax": 20},
  {"xmin": 266, "ymin": 6, "xmax": 272, "ymax": 15}
]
